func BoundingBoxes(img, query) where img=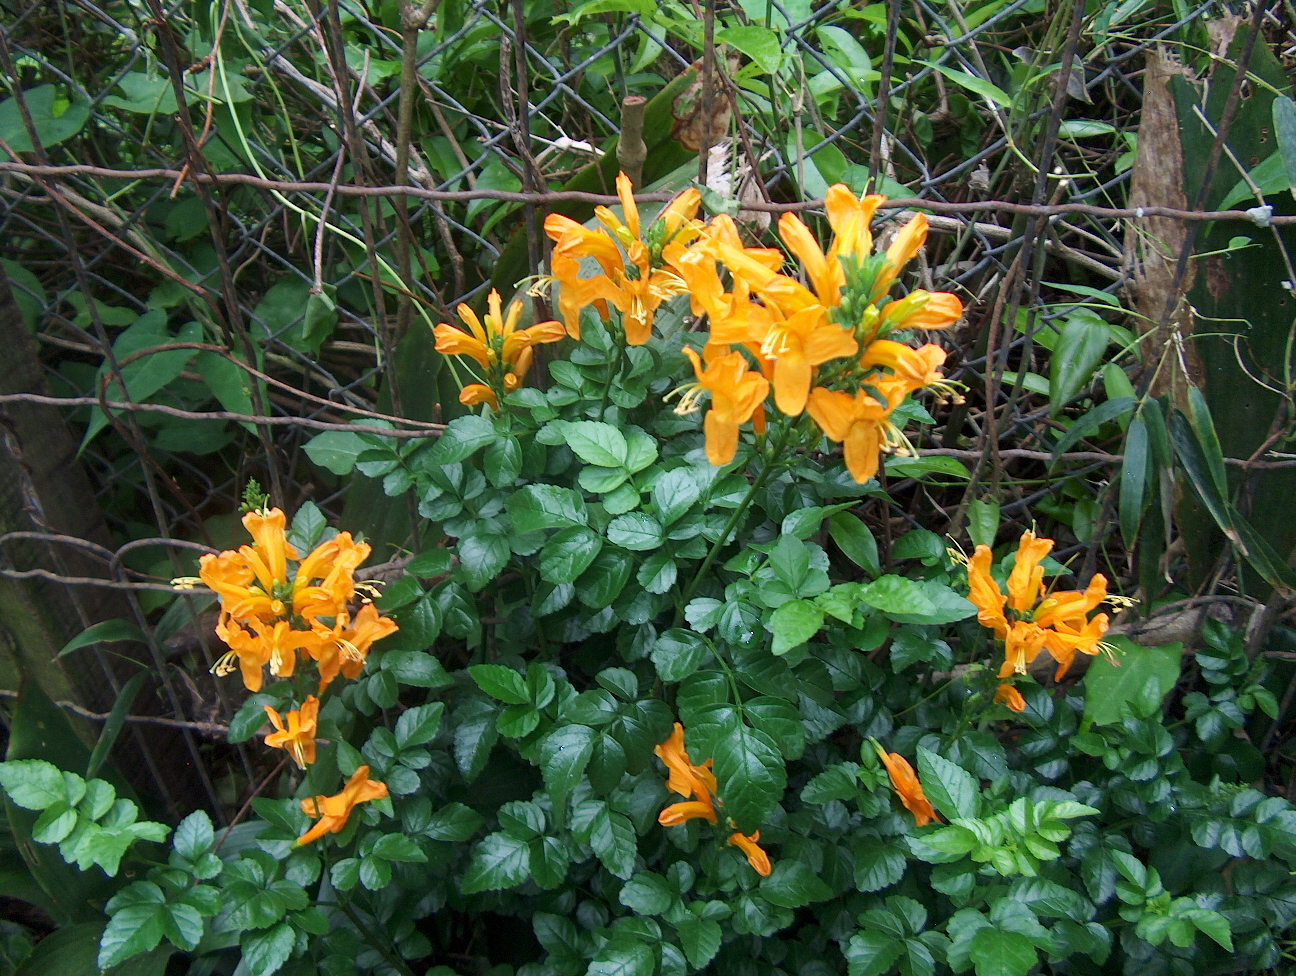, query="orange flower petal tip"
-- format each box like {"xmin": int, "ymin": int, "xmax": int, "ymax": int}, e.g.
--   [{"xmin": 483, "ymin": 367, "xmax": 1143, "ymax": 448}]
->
[{"xmin": 995, "ymin": 683, "xmax": 1026, "ymax": 713}]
